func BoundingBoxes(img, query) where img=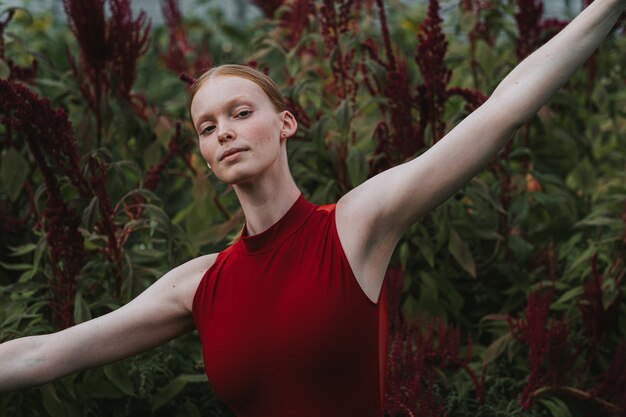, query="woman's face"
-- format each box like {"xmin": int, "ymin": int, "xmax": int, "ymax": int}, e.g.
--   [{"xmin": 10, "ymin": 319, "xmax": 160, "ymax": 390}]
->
[{"xmin": 190, "ymin": 76, "xmax": 295, "ymax": 185}]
